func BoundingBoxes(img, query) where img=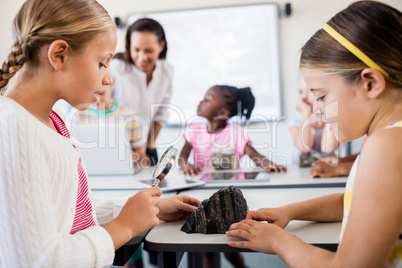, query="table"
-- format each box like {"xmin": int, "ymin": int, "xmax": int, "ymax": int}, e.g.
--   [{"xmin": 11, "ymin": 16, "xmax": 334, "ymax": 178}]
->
[
  {"xmin": 197, "ymin": 166, "xmax": 347, "ymax": 188},
  {"xmin": 144, "ymin": 187, "xmax": 345, "ymax": 268},
  {"xmin": 89, "ymin": 165, "xmax": 347, "ymax": 266},
  {"xmin": 88, "ymin": 165, "xmax": 347, "ymax": 191},
  {"xmin": 90, "ymin": 187, "xmax": 177, "ymax": 265}
]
